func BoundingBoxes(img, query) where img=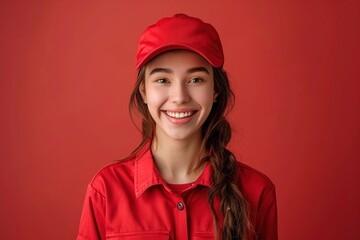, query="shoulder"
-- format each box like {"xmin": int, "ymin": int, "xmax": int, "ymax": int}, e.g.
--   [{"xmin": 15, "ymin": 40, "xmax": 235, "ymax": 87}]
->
[
  {"xmin": 89, "ymin": 156, "xmax": 136, "ymax": 195},
  {"xmin": 235, "ymin": 161, "xmax": 276, "ymax": 204},
  {"xmin": 236, "ymin": 161, "xmax": 275, "ymax": 189}
]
